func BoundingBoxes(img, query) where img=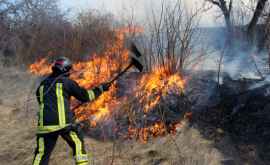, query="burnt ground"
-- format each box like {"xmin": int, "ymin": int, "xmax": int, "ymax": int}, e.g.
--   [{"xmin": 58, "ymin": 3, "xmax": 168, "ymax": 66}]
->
[
  {"xmin": 189, "ymin": 72, "xmax": 270, "ymax": 165},
  {"xmin": 0, "ymin": 66, "xmax": 268, "ymax": 165}
]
